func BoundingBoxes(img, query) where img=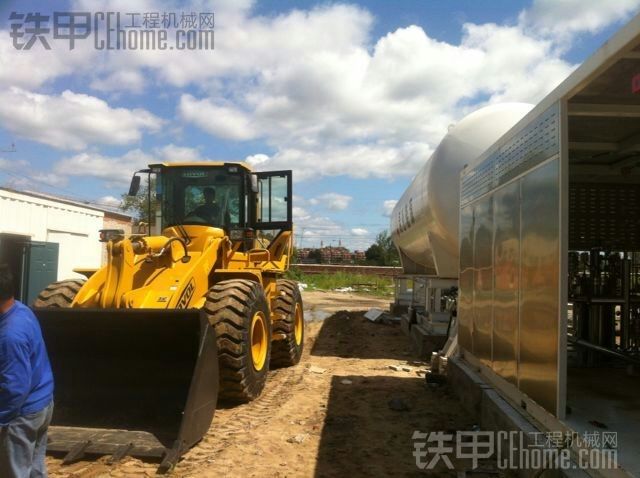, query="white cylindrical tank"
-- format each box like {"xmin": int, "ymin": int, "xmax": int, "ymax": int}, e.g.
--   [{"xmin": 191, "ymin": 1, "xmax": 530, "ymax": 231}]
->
[{"xmin": 391, "ymin": 103, "xmax": 534, "ymax": 278}]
